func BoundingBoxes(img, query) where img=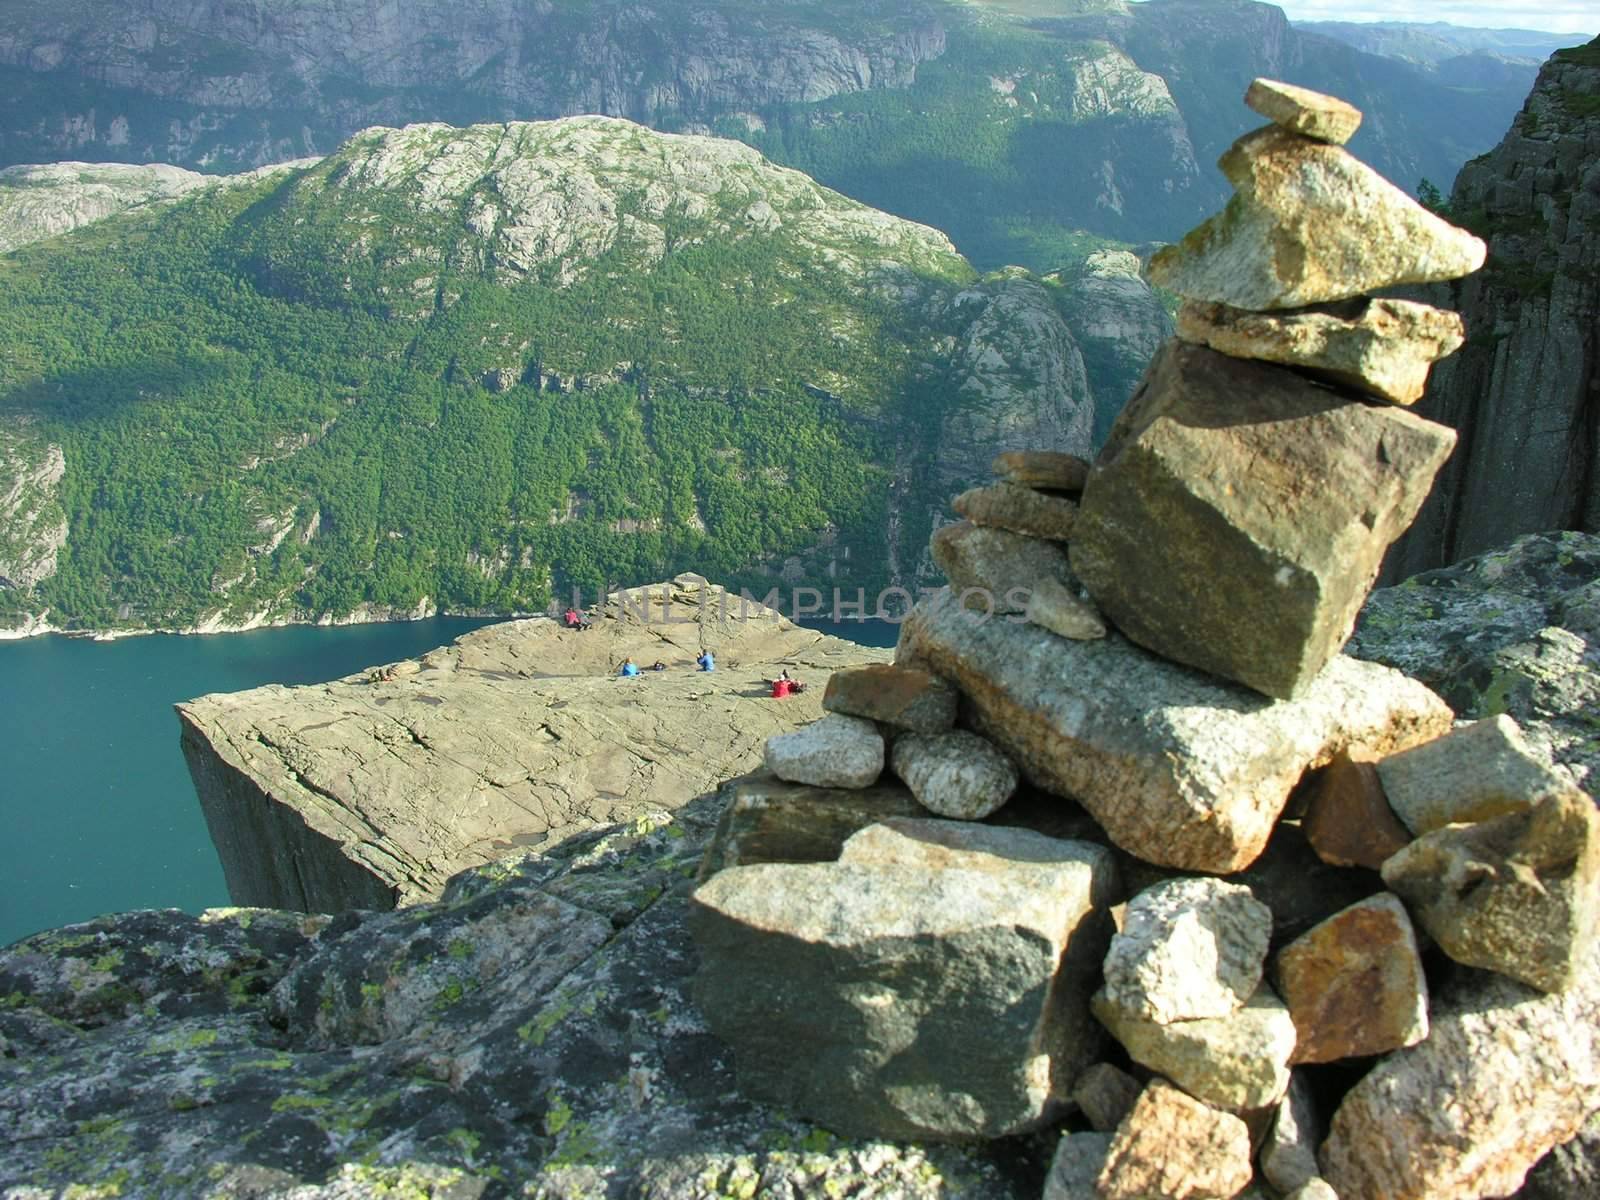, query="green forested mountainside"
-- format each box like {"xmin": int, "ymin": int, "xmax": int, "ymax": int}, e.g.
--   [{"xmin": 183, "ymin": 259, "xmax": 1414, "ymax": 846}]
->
[
  {"xmin": 0, "ymin": 119, "xmax": 1109, "ymax": 632},
  {"xmin": 0, "ymin": 0, "xmax": 1537, "ymax": 273}
]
